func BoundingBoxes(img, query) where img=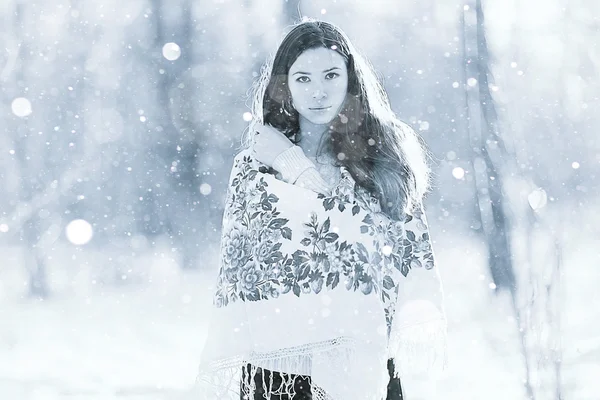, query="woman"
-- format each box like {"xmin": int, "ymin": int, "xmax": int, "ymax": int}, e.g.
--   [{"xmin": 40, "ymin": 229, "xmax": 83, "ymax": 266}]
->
[{"xmin": 197, "ymin": 19, "xmax": 447, "ymax": 400}]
